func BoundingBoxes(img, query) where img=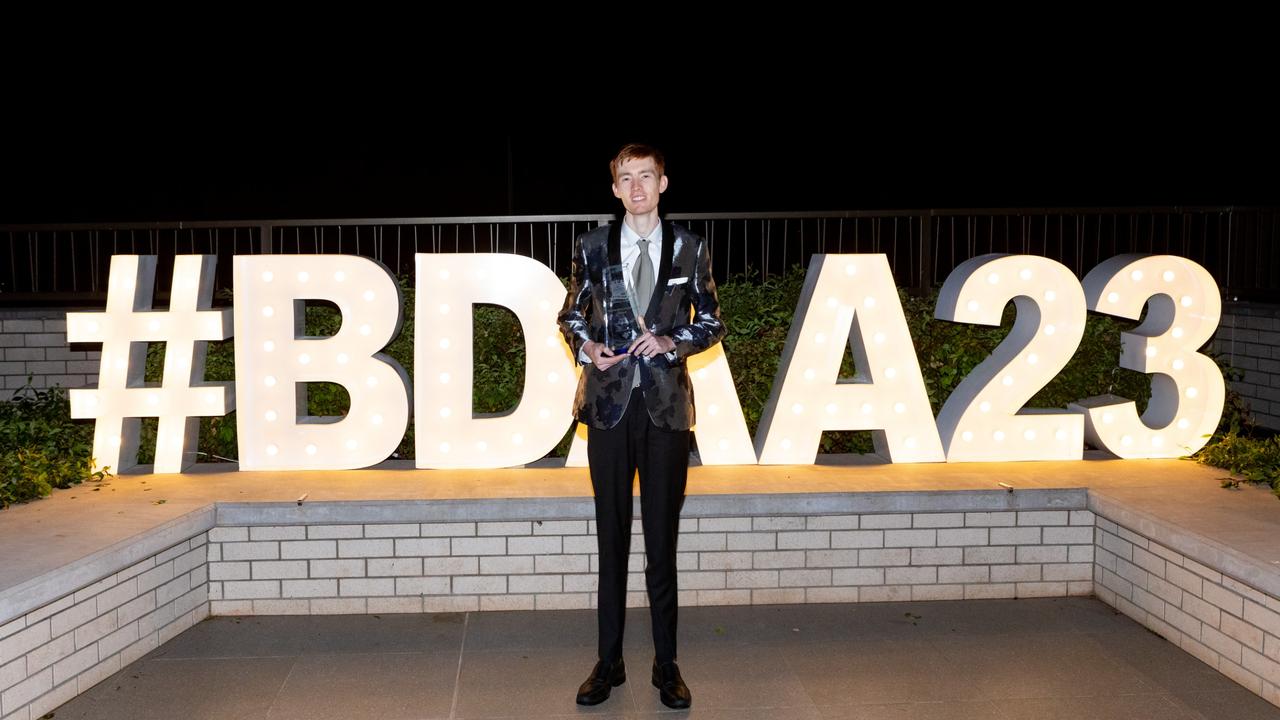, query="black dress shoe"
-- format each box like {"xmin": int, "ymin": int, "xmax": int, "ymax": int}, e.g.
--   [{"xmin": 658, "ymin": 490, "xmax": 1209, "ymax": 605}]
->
[
  {"xmin": 576, "ymin": 658, "xmax": 626, "ymax": 706},
  {"xmin": 651, "ymin": 660, "xmax": 692, "ymax": 709}
]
